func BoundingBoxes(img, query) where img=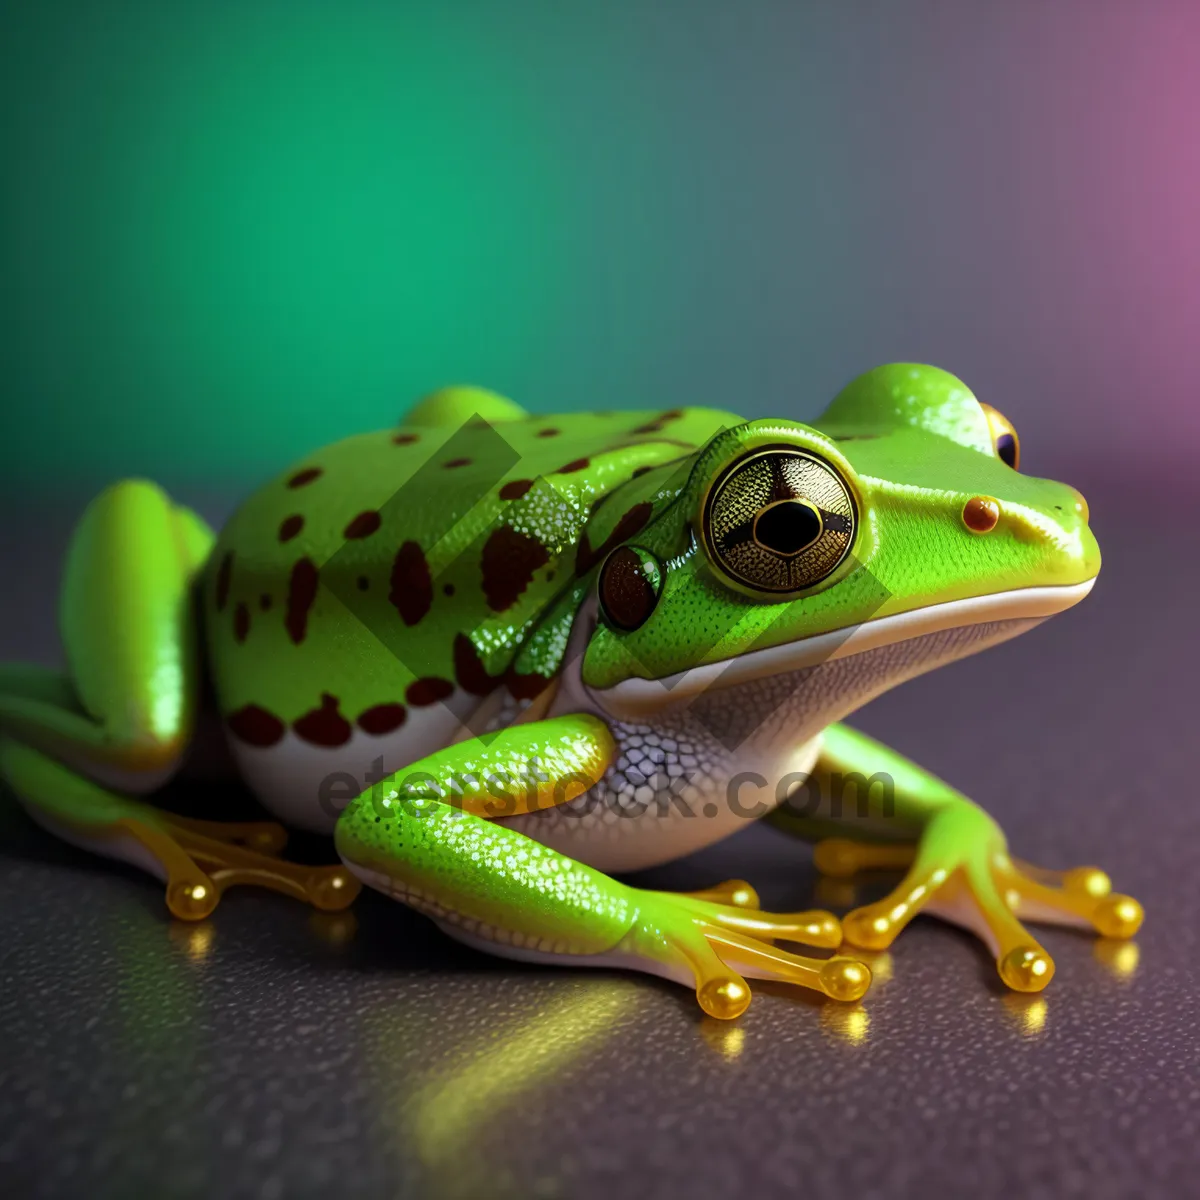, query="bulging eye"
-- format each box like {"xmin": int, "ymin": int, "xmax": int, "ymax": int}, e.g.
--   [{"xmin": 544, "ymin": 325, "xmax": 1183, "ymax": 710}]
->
[
  {"xmin": 702, "ymin": 447, "xmax": 856, "ymax": 594},
  {"xmin": 980, "ymin": 403, "xmax": 1020, "ymax": 470},
  {"xmin": 598, "ymin": 545, "xmax": 663, "ymax": 631}
]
